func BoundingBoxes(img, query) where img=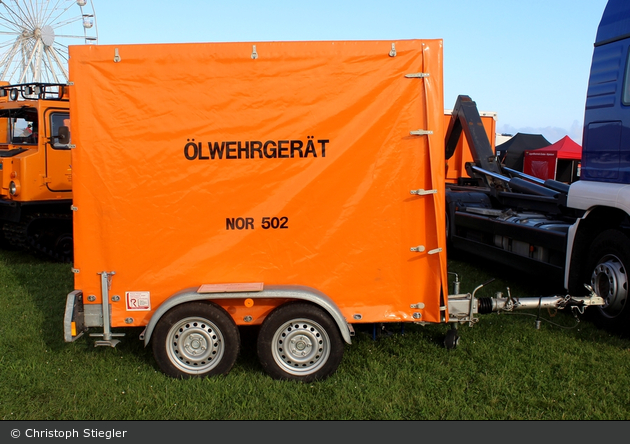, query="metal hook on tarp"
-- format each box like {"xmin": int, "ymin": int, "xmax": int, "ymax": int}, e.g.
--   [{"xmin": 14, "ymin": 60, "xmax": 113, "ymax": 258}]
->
[{"xmin": 389, "ymin": 43, "xmax": 397, "ymax": 57}]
